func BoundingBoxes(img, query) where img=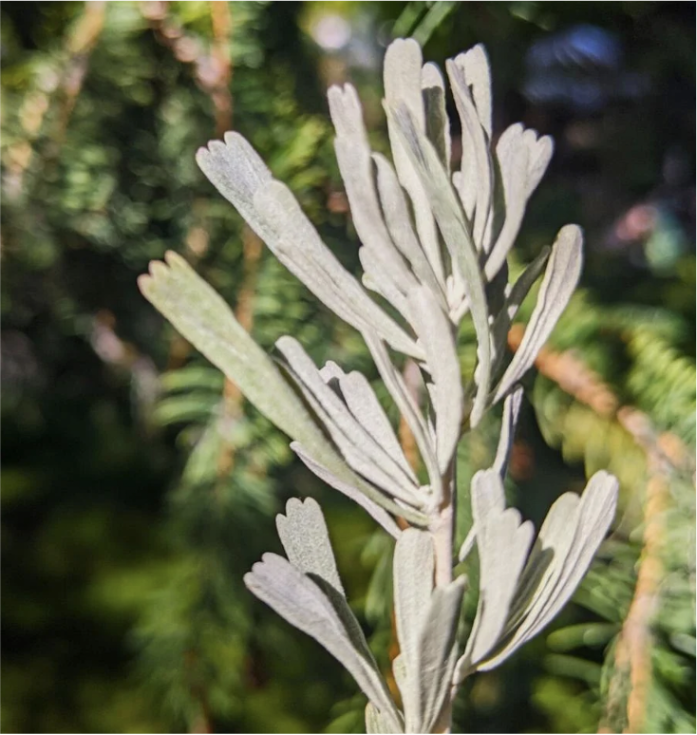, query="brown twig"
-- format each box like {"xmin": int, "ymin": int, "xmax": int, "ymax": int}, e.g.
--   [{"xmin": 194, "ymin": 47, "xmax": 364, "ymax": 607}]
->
[
  {"xmin": 597, "ymin": 462, "xmax": 668, "ymax": 734},
  {"xmin": 209, "ymin": 1, "xmax": 233, "ymax": 136},
  {"xmin": 185, "ymin": 648, "xmax": 214, "ymax": 734},
  {"xmin": 598, "ymin": 407, "xmax": 672, "ymax": 733},
  {"xmin": 4, "ymin": 1, "xmax": 107, "ymax": 201},
  {"xmin": 507, "ymin": 323, "xmax": 691, "ymax": 472},
  {"xmin": 55, "ymin": 1, "xmax": 108, "ymax": 146},
  {"xmin": 142, "ymin": 0, "xmax": 233, "ymax": 136}
]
